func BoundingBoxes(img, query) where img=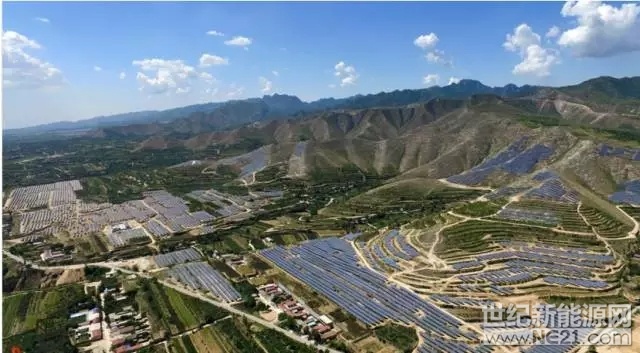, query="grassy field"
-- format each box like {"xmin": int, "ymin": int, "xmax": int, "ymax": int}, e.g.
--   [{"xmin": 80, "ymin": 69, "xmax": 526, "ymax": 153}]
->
[
  {"xmin": 581, "ymin": 205, "xmax": 633, "ymax": 238},
  {"xmin": 168, "ymin": 317, "xmax": 320, "ymax": 353},
  {"xmin": 437, "ymin": 219, "xmax": 602, "ymax": 257},
  {"xmin": 374, "ymin": 323, "xmax": 419, "ymax": 353},
  {"xmin": 2, "ymin": 284, "xmax": 93, "ymax": 353},
  {"xmin": 136, "ymin": 279, "xmax": 230, "ymax": 338},
  {"xmin": 453, "ymin": 200, "xmax": 505, "ymax": 217}
]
